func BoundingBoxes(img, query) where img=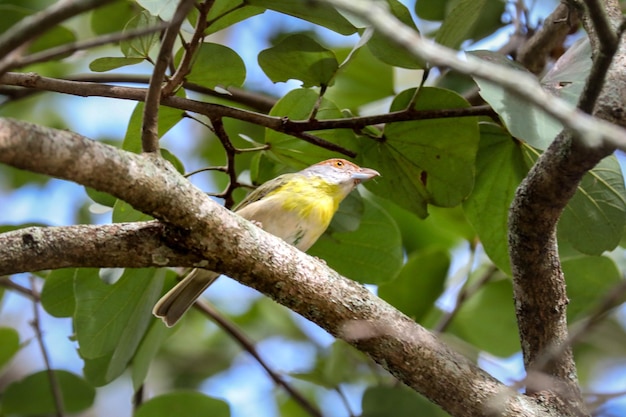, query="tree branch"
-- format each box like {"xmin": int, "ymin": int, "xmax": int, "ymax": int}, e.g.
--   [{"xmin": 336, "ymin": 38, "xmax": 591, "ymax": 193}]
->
[
  {"xmin": 141, "ymin": 0, "xmax": 196, "ymax": 153},
  {"xmin": 0, "ymin": 0, "xmax": 116, "ymax": 72},
  {"xmin": 516, "ymin": 3, "xmax": 580, "ymax": 74},
  {"xmin": 0, "ymin": 222, "xmax": 204, "ymax": 275},
  {"xmin": 320, "ymin": 0, "xmax": 626, "ymax": 151},
  {"xmin": 0, "ymin": 118, "xmax": 560, "ymax": 417}
]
